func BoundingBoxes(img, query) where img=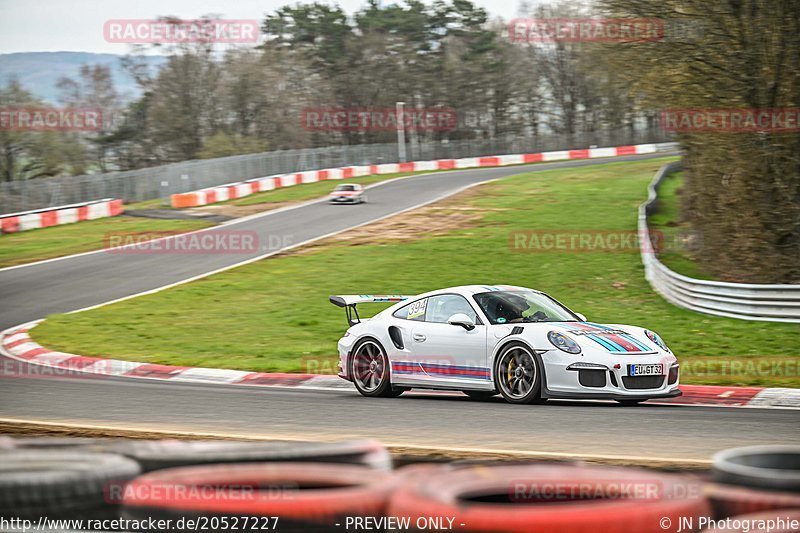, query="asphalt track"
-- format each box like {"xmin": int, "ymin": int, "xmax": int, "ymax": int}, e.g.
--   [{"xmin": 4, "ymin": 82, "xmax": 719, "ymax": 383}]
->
[
  {"xmin": 1, "ymin": 372, "xmax": 798, "ymax": 462},
  {"xmin": 3, "ymin": 151, "xmax": 798, "ymax": 463}
]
